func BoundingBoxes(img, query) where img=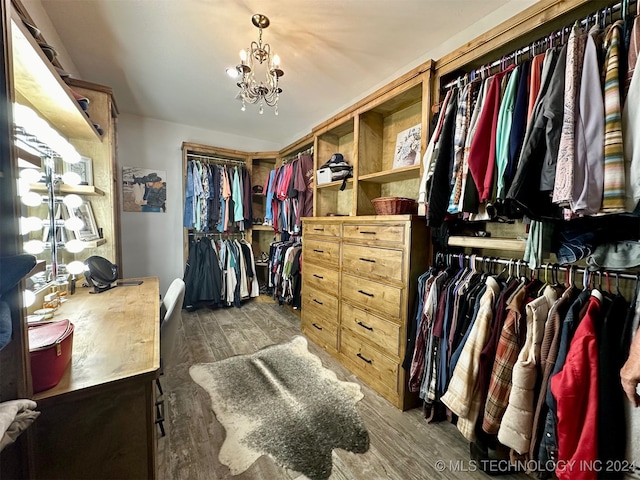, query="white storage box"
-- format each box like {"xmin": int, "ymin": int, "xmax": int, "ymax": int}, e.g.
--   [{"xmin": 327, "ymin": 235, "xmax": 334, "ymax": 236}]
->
[{"xmin": 316, "ymin": 168, "xmax": 333, "ymax": 185}]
